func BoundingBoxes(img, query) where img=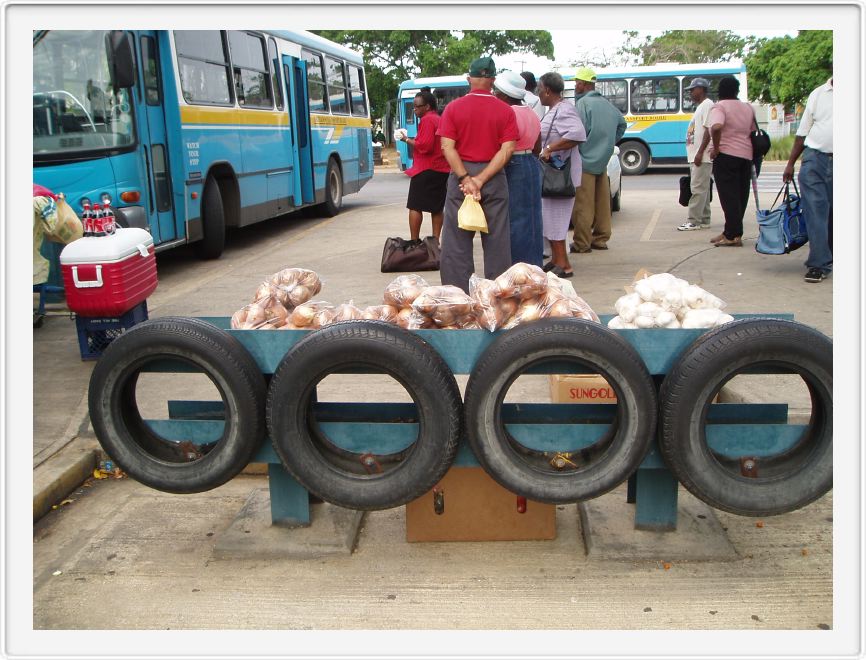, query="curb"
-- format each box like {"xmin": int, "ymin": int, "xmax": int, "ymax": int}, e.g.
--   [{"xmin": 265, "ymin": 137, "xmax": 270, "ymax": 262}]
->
[{"xmin": 33, "ymin": 437, "xmax": 100, "ymax": 522}]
